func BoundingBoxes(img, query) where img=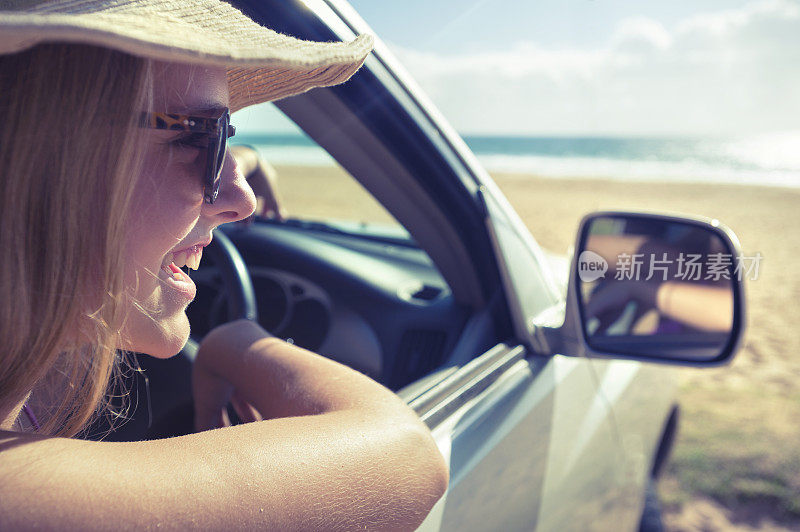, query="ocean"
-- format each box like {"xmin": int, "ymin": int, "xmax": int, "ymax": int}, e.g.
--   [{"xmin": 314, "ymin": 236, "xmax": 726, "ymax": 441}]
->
[{"xmin": 233, "ymin": 131, "xmax": 800, "ymax": 188}]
